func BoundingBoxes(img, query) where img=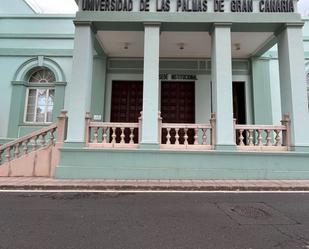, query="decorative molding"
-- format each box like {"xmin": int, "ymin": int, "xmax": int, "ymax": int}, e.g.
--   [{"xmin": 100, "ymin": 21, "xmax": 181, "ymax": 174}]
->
[
  {"xmin": 0, "ymin": 33, "xmax": 75, "ymax": 39},
  {"xmin": 0, "ymin": 48, "xmax": 73, "ymax": 57}
]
